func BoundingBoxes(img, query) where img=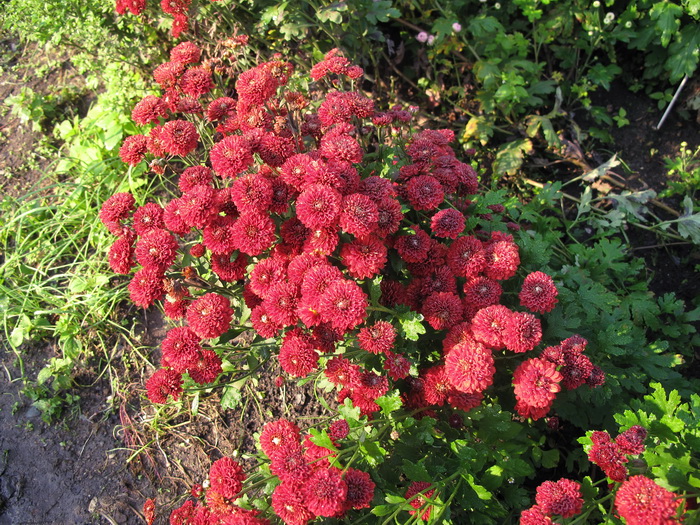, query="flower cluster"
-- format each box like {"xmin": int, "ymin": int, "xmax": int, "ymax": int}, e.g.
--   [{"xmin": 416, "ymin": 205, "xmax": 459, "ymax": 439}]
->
[
  {"xmin": 103, "ymin": 46, "xmax": 604, "ymax": 430},
  {"xmin": 114, "ymin": 0, "xmax": 227, "ymax": 38},
  {"xmin": 166, "ymin": 418, "xmax": 374, "ymax": 524},
  {"xmin": 587, "ymin": 426, "xmax": 648, "ymax": 482},
  {"xmin": 615, "ymin": 475, "xmax": 681, "ymax": 525},
  {"xmin": 520, "ymin": 478, "xmax": 583, "ymax": 523}
]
